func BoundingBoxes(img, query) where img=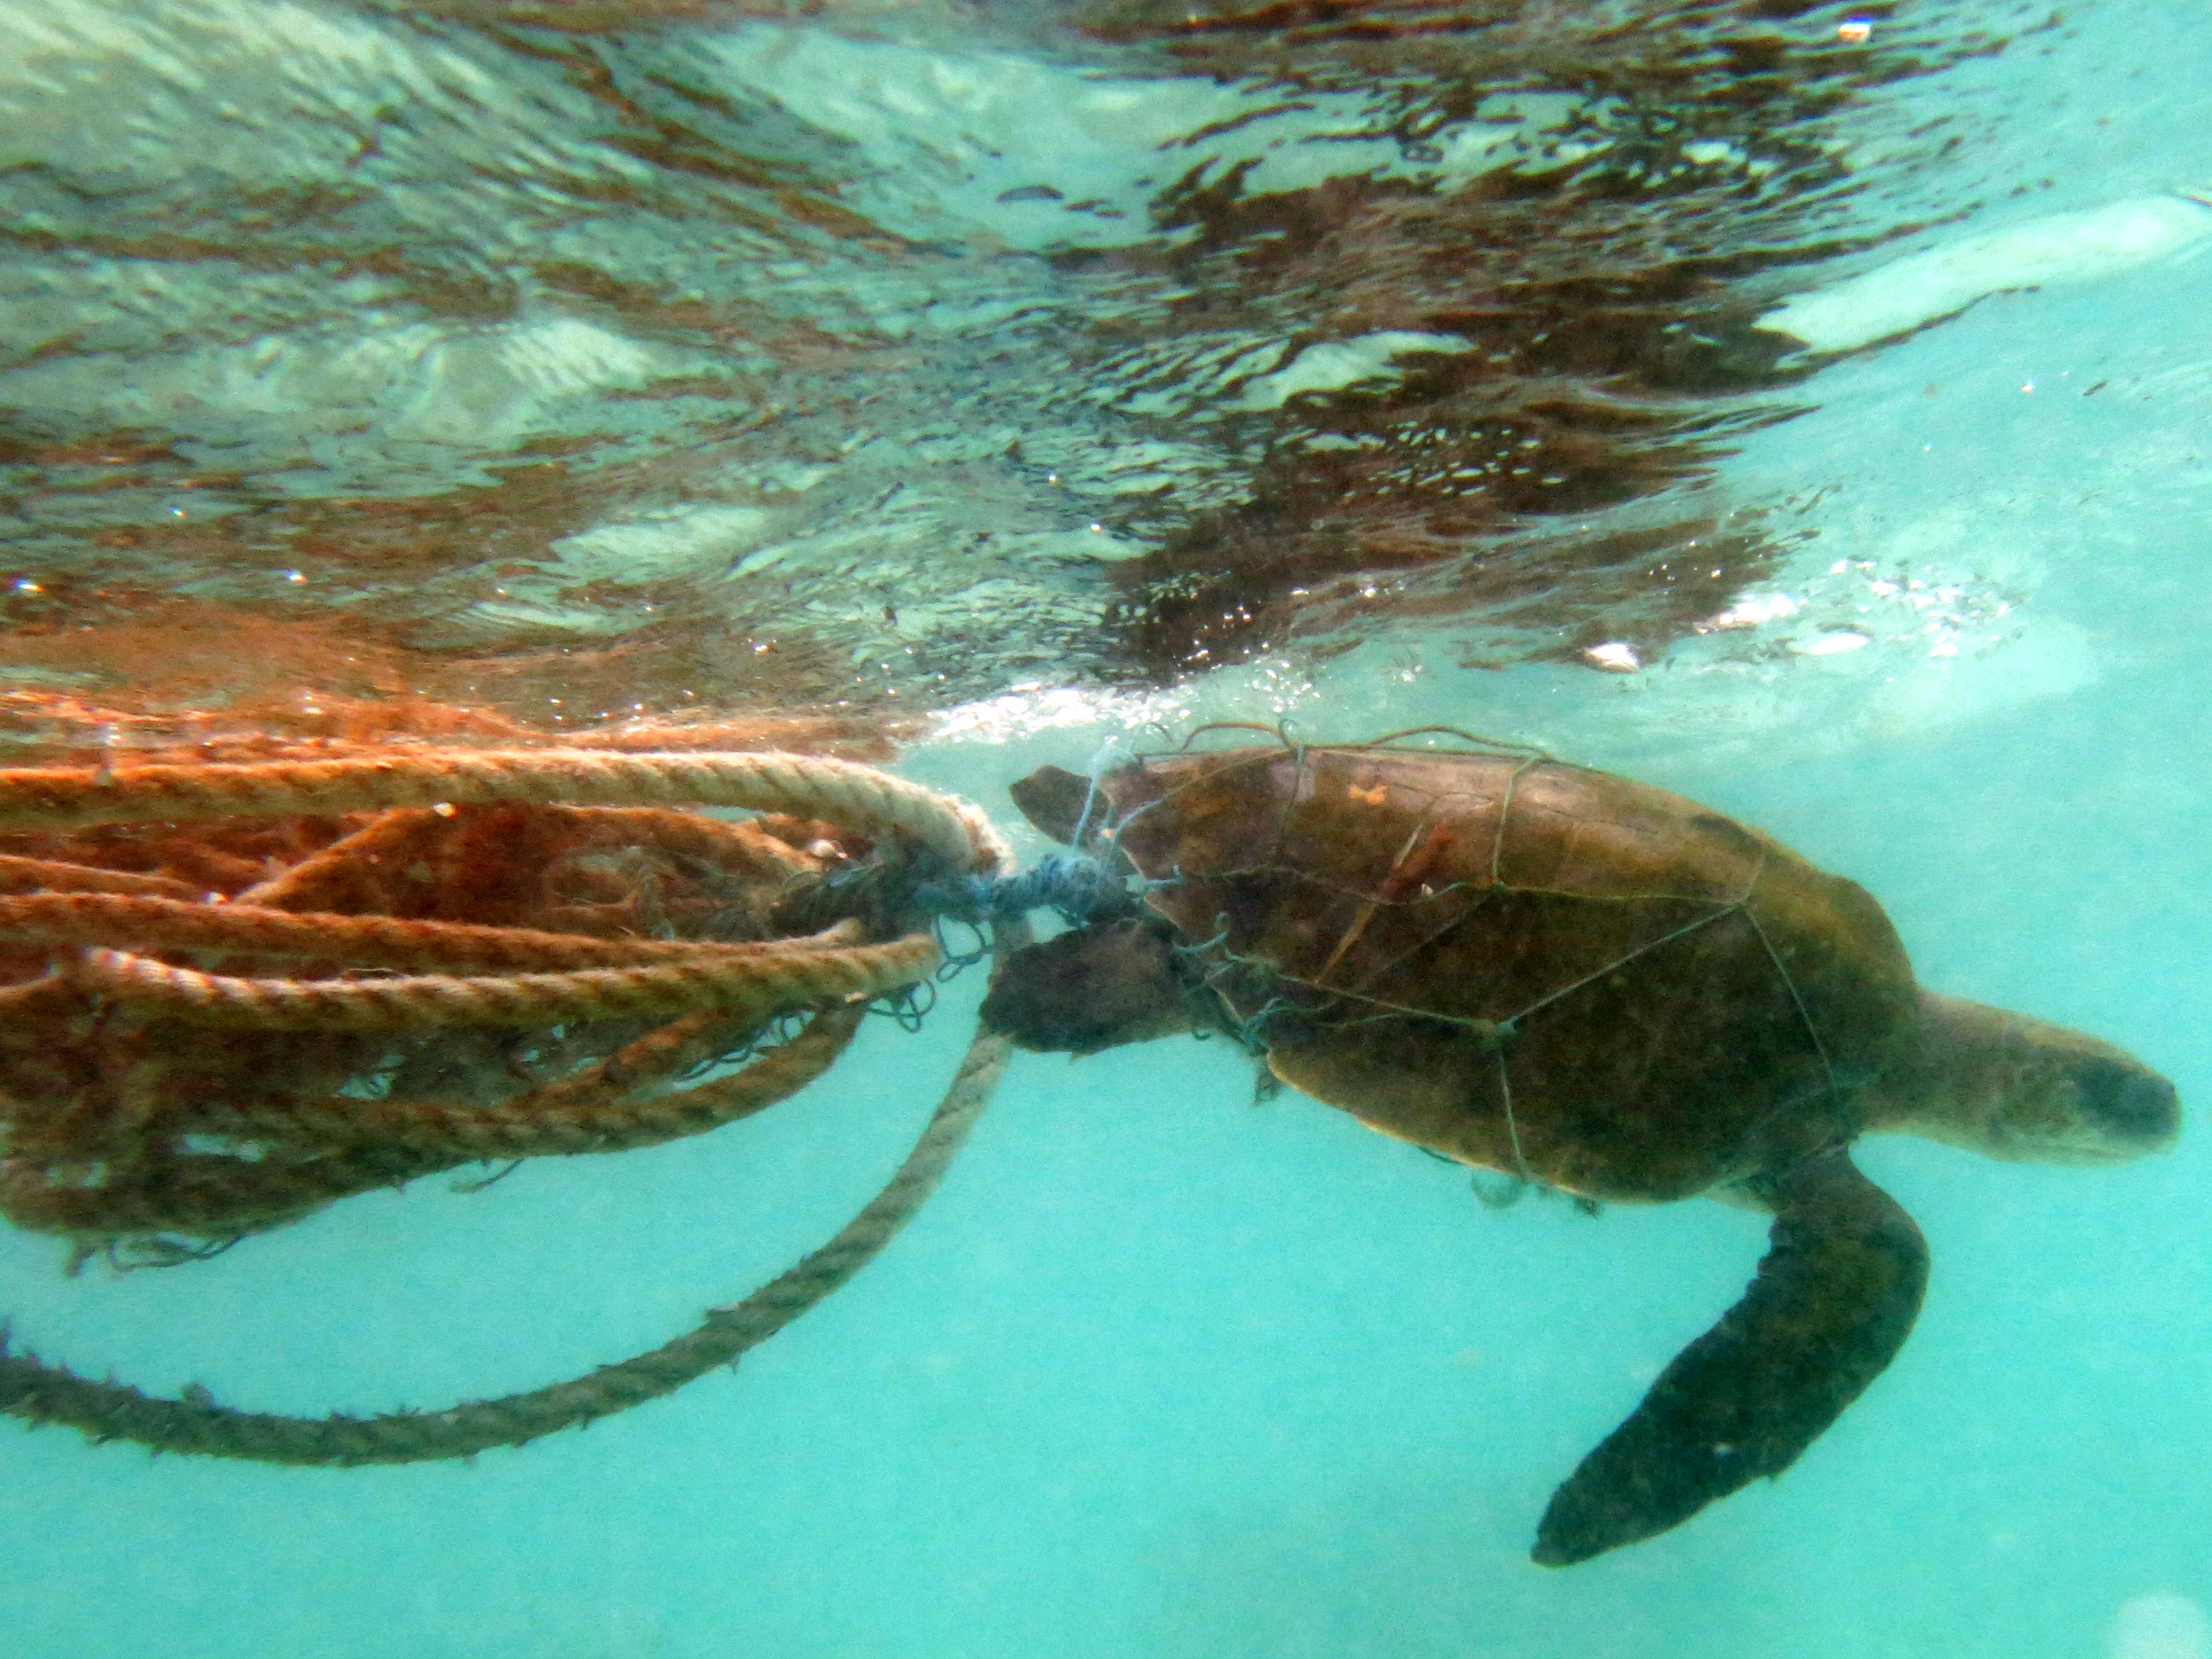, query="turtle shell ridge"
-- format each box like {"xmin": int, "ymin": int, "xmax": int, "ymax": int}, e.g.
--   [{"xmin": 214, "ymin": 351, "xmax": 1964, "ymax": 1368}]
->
[{"xmin": 1092, "ymin": 742, "xmax": 1916, "ymax": 1201}]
